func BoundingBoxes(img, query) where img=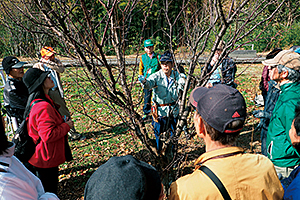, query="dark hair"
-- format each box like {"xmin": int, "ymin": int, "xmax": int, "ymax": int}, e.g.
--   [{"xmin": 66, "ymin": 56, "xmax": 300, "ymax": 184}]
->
[
  {"xmin": 0, "ymin": 111, "xmax": 10, "ymax": 155},
  {"xmin": 202, "ymin": 117, "xmax": 242, "ymax": 145},
  {"xmin": 292, "ymin": 105, "xmax": 300, "ymax": 154},
  {"xmin": 290, "ymin": 46, "xmax": 300, "ymax": 52},
  {"xmin": 266, "ymin": 48, "xmax": 282, "ymax": 59}
]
